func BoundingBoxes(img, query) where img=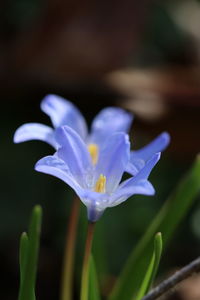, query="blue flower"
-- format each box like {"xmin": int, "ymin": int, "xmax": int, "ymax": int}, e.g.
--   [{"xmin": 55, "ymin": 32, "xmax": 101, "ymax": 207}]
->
[
  {"xmin": 14, "ymin": 94, "xmax": 133, "ymax": 150},
  {"xmin": 14, "ymin": 94, "xmax": 170, "ymax": 172},
  {"xmin": 35, "ymin": 126, "xmax": 161, "ymax": 222}
]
